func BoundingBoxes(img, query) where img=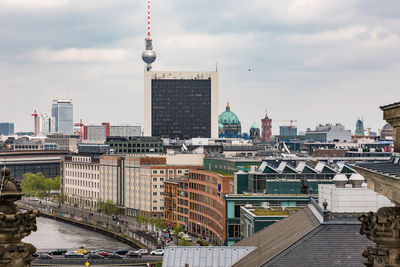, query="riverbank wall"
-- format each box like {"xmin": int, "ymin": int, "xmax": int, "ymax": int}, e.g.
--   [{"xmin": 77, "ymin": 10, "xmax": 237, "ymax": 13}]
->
[{"xmin": 18, "ymin": 202, "xmax": 158, "ymax": 251}]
